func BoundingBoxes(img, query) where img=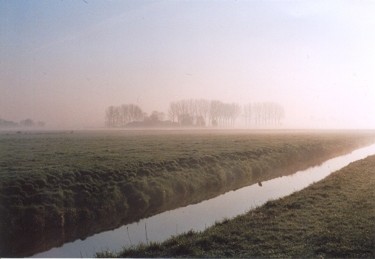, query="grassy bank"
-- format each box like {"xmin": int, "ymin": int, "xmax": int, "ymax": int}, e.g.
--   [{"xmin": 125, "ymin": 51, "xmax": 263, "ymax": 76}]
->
[
  {"xmin": 1, "ymin": 130, "xmax": 374, "ymax": 256},
  {"xmin": 113, "ymin": 154, "xmax": 375, "ymax": 258}
]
